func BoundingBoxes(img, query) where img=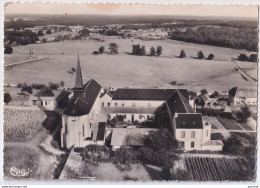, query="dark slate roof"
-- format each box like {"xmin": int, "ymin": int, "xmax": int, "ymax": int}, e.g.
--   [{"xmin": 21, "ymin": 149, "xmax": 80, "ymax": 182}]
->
[
  {"xmin": 74, "ymin": 54, "xmax": 84, "ymax": 89},
  {"xmin": 175, "ymin": 113, "xmax": 203, "ymax": 129},
  {"xmin": 166, "ymin": 90, "xmax": 194, "ymax": 118},
  {"xmin": 96, "ymin": 122, "xmax": 106, "ymax": 141},
  {"xmin": 63, "ymin": 79, "xmax": 102, "ymax": 116},
  {"xmin": 112, "ymin": 88, "xmax": 189, "ymax": 101},
  {"xmin": 199, "ymin": 94, "xmax": 208, "ymax": 102},
  {"xmin": 108, "ymin": 107, "xmax": 158, "ymax": 114},
  {"xmin": 229, "ymin": 87, "xmax": 257, "ymax": 98}
]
